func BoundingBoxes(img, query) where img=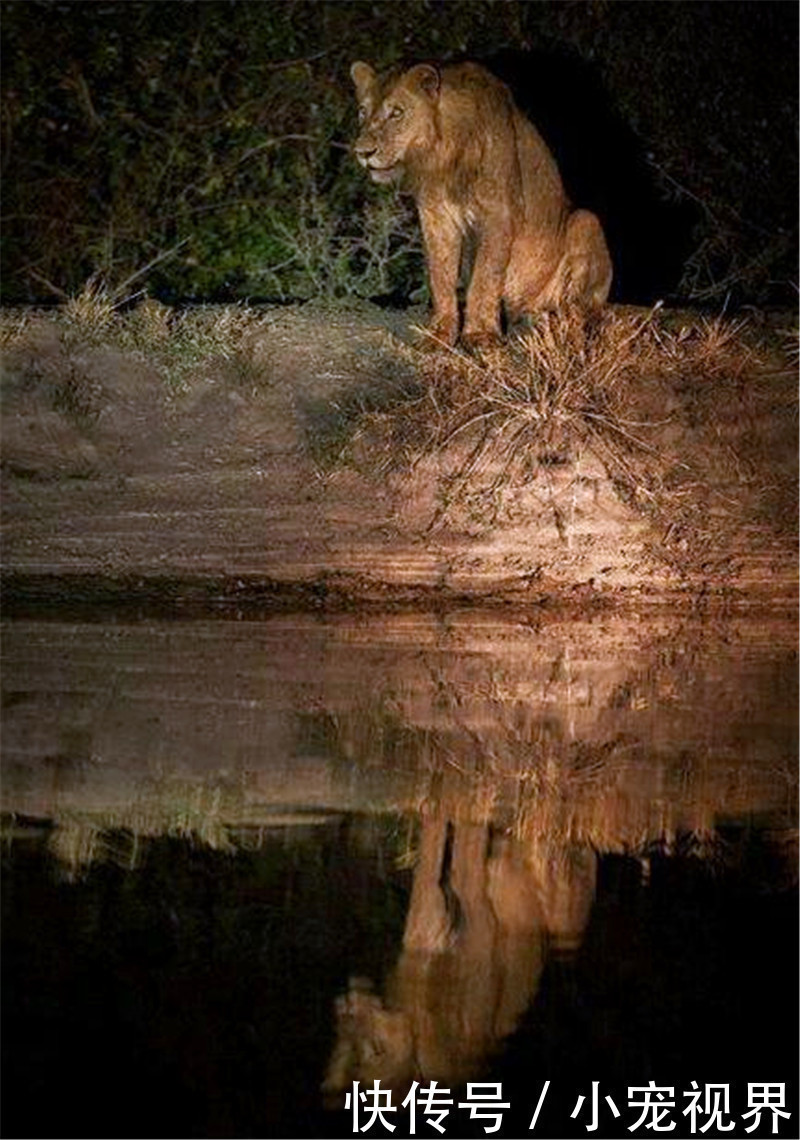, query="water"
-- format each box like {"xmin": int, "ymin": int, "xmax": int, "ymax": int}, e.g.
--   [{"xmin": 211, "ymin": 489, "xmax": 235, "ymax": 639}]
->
[{"xmin": 1, "ymin": 609, "xmax": 797, "ymax": 1139}]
